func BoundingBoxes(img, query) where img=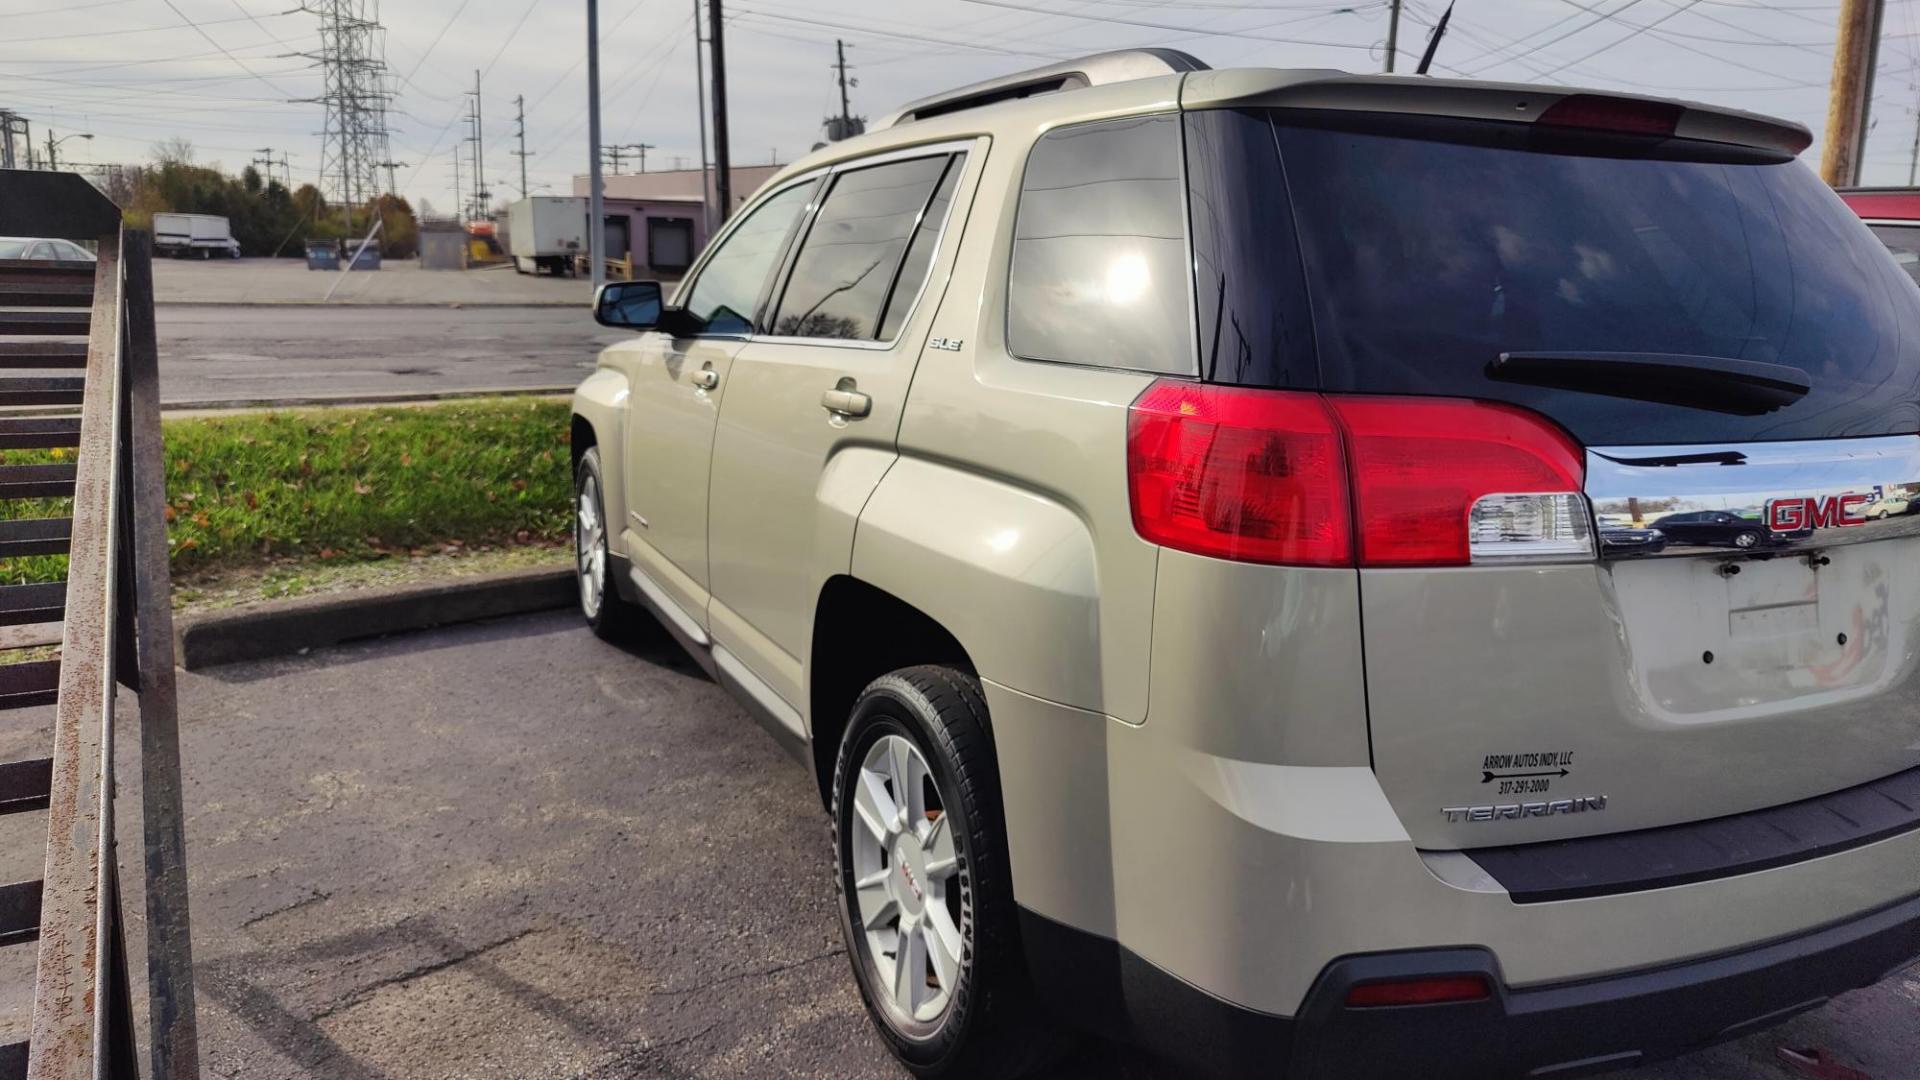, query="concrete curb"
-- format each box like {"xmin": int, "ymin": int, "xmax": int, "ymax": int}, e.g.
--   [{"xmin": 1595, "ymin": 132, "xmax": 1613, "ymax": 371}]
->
[
  {"xmin": 175, "ymin": 566, "xmax": 576, "ymax": 670},
  {"xmin": 159, "ymin": 386, "xmax": 575, "ymax": 413}
]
